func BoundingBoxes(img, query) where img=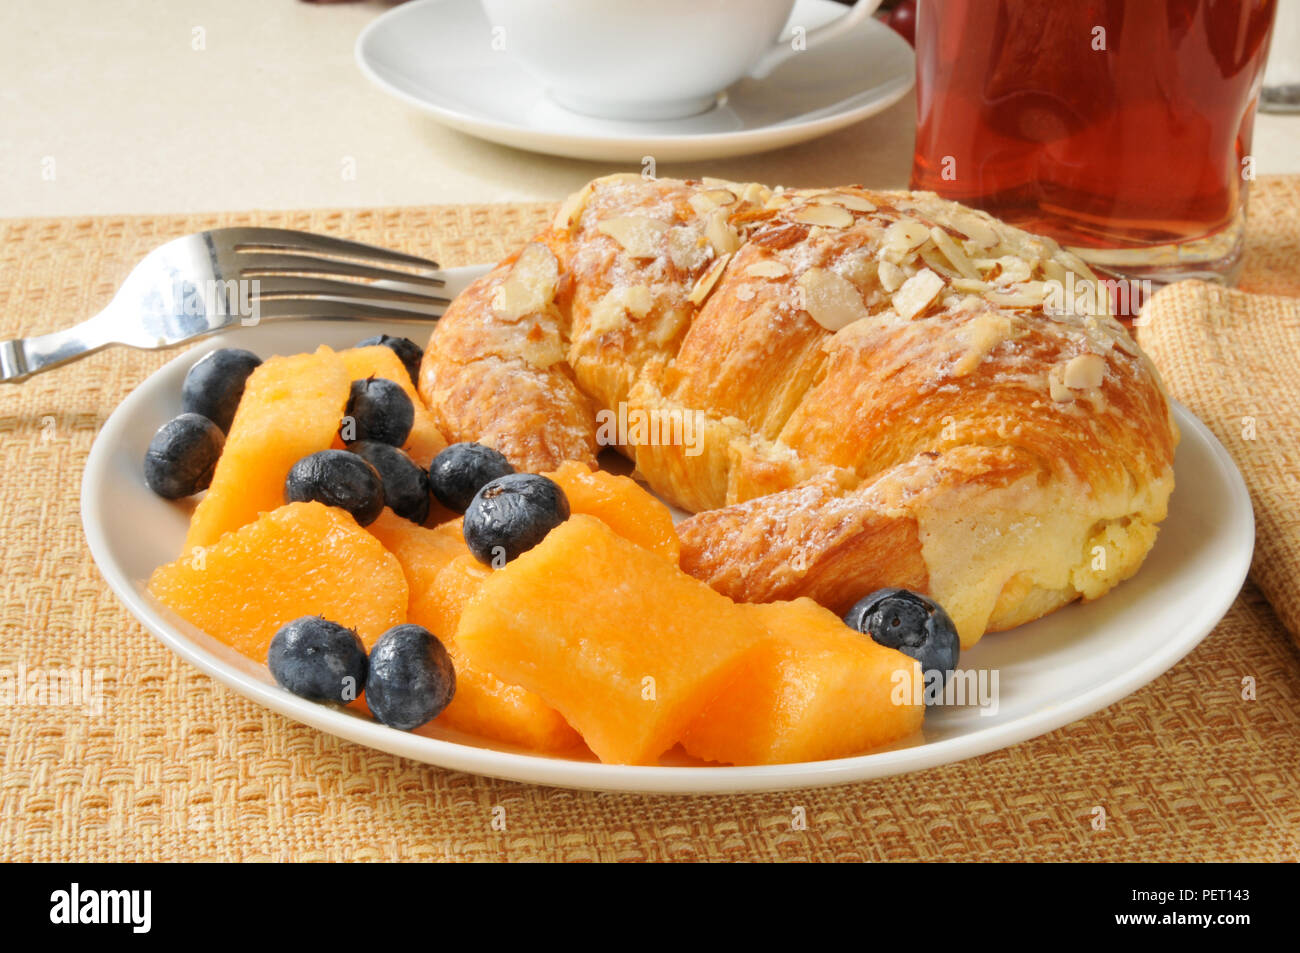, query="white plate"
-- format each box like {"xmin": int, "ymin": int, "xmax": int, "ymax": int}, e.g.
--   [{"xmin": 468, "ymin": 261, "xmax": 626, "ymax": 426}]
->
[
  {"xmin": 82, "ymin": 269, "xmax": 1255, "ymax": 794},
  {"xmin": 354, "ymin": 0, "xmax": 915, "ymax": 162}
]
